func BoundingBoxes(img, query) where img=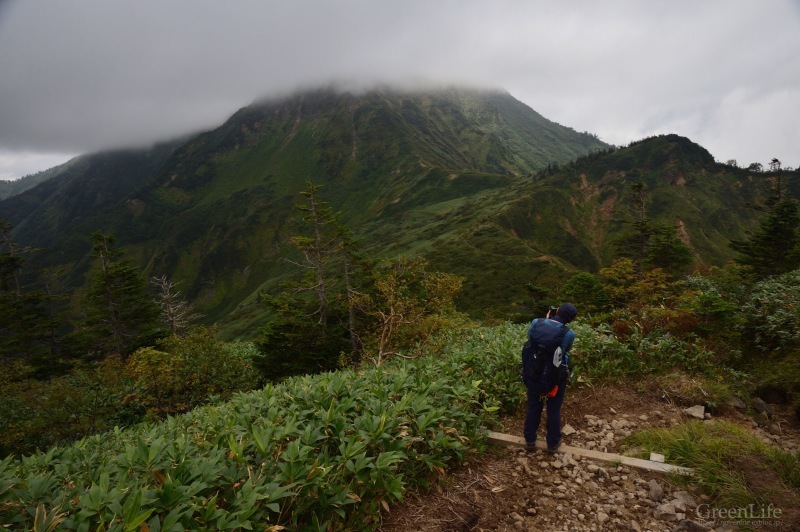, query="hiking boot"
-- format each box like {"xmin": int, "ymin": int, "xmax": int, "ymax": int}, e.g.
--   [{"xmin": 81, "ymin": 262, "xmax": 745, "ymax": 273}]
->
[
  {"xmin": 525, "ymin": 440, "xmax": 537, "ymax": 452},
  {"xmin": 547, "ymin": 439, "xmax": 561, "ymax": 454}
]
